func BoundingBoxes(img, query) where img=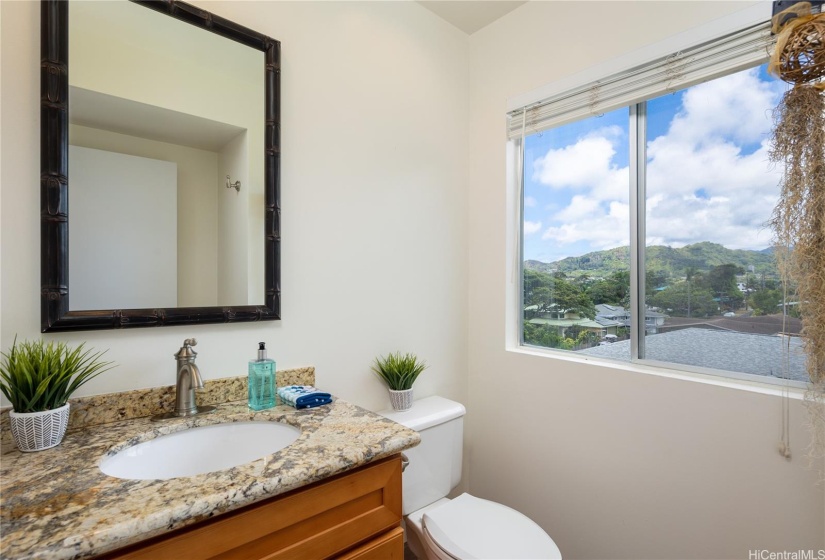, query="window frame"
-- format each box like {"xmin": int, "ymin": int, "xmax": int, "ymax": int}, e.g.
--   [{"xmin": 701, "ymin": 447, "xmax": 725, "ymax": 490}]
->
[{"xmin": 505, "ymin": 6, "xmax": 809, "ymax": 392}]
